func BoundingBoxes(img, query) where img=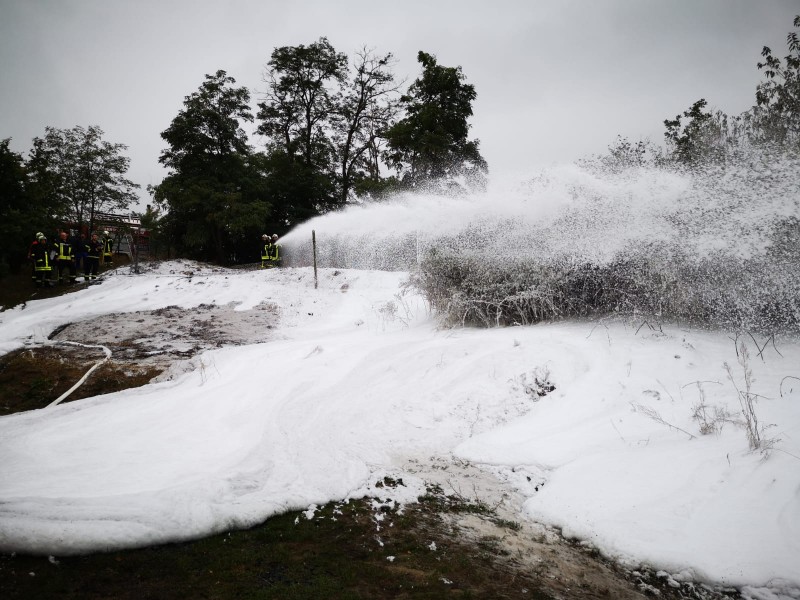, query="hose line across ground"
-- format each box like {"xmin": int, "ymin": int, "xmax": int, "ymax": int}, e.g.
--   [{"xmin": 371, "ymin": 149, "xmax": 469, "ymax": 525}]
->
[{"xmin": 46, "ymin": 341, "xmax": 112, "ymax": 408}]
